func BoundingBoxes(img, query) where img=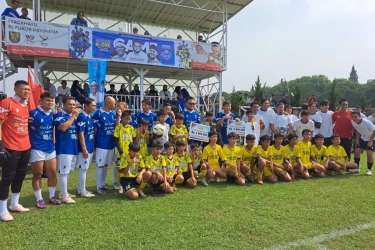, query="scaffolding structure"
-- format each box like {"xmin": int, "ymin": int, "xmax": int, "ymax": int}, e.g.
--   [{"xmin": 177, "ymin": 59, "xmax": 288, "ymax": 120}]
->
[{"xmin": 1, "ymin": 0, "xmax": 253, "ymax": 112}]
